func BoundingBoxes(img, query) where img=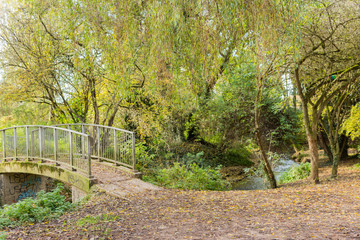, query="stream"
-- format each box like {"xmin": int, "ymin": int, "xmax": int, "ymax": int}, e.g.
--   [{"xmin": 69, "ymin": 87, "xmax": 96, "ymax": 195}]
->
[{"xmin": 232, "ymin": 158, "xmax": 299, "ymax": 190}]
